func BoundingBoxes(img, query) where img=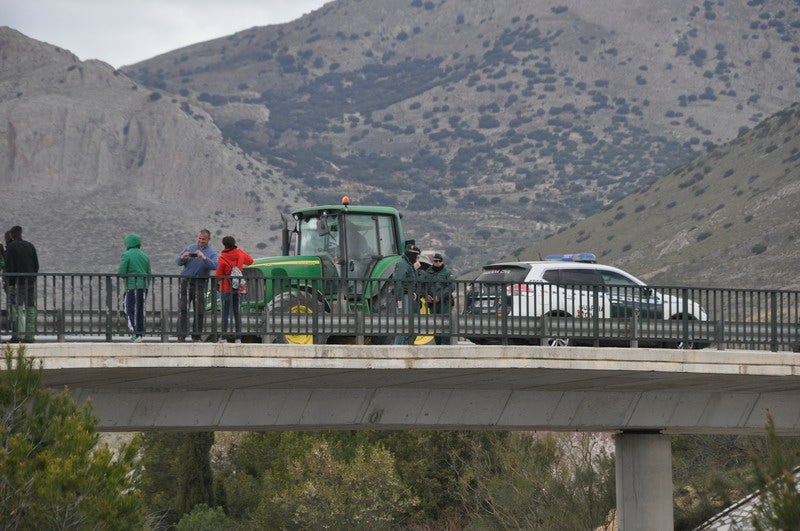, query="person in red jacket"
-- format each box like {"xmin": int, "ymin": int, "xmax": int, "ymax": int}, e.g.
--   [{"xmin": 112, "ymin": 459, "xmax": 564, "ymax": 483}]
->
[{"xmin": 215, "ymin": 236, "xmax": 254, "ymax": 343}]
